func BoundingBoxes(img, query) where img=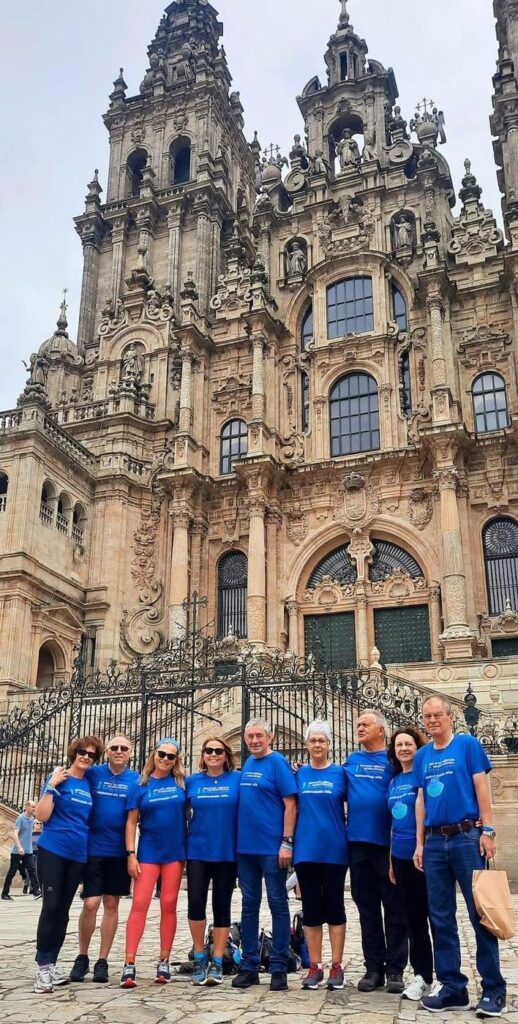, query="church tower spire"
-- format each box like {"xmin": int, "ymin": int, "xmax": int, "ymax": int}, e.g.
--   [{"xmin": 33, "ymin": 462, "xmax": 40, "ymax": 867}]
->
[{"xmin": 492, "ymin": 0, "xmax": 518, "ymax": 240}]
